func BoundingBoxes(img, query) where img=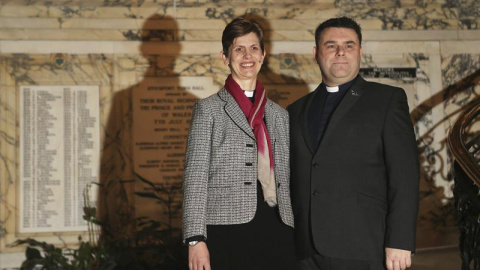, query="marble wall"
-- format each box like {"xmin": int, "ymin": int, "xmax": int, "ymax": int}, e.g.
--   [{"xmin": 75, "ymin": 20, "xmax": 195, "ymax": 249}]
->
[{"xmin": 1, "ymin": 0, "xmax": 480, "ymax": 268}]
